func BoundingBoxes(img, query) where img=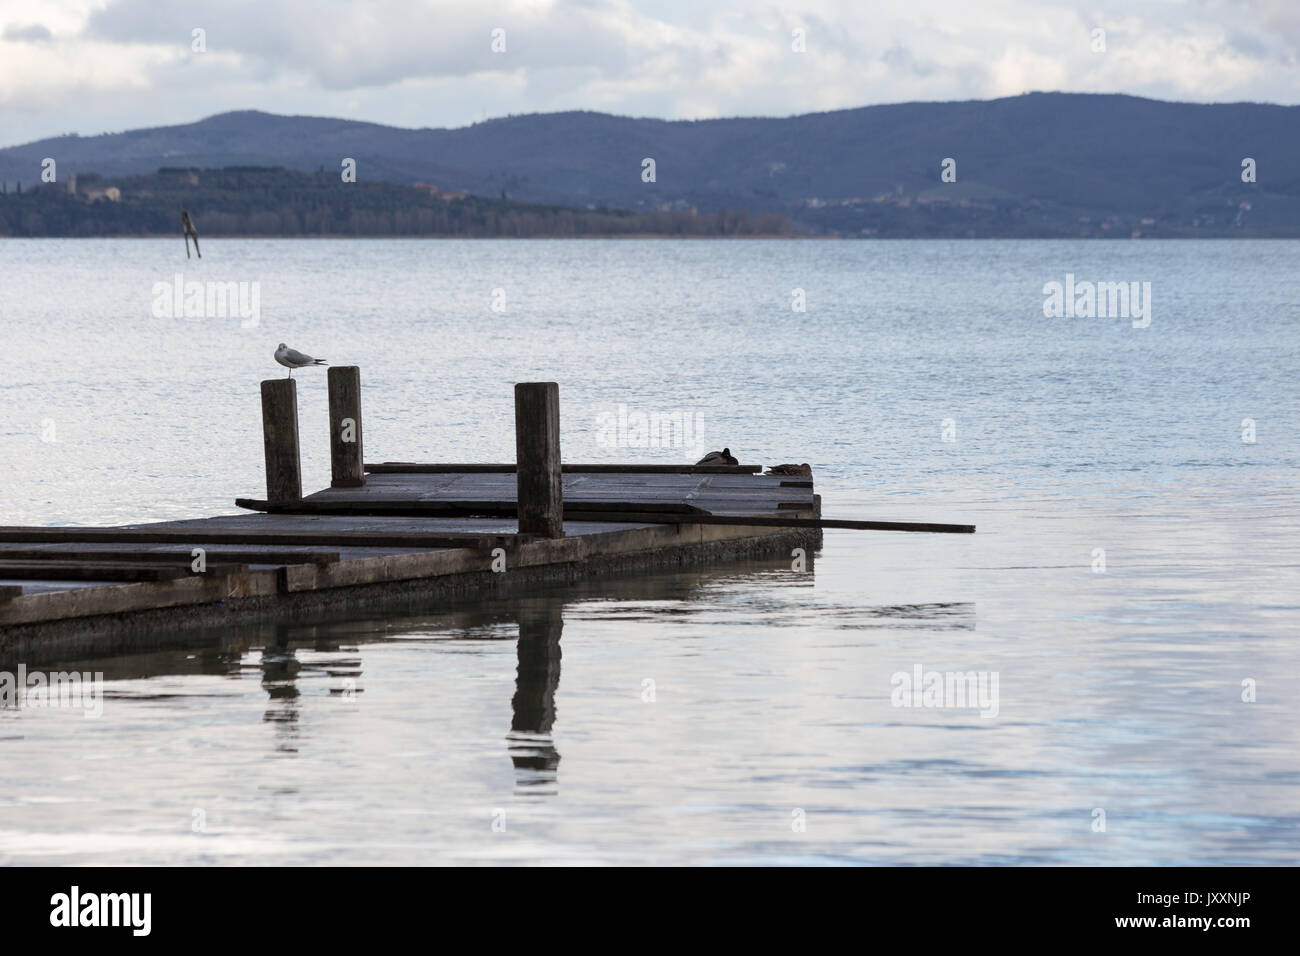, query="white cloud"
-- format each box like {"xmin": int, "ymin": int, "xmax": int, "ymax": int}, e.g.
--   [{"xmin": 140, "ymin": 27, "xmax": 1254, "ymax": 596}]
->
[{"xmin": 0, "ymin": 0, "xmax": 1297, "ymax": 145}]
